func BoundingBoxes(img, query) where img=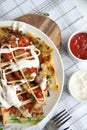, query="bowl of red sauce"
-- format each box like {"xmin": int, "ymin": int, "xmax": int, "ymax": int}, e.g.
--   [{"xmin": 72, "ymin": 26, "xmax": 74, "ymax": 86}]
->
[{"xmin": 68, "ymin": 30, "xmax": 87, "ymax": 61}]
